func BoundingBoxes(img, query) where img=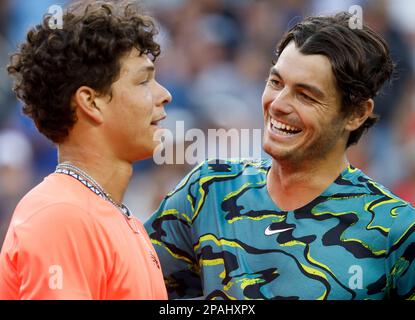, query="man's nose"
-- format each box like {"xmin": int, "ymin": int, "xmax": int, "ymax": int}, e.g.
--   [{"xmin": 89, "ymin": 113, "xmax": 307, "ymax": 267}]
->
[
  {"xmin": 269, "ymin": 88, "xmax": 294, "ymax": 114},
  {"xmin": 156, "ymin": 81, "xmax": 172, "ymax": 107}
]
